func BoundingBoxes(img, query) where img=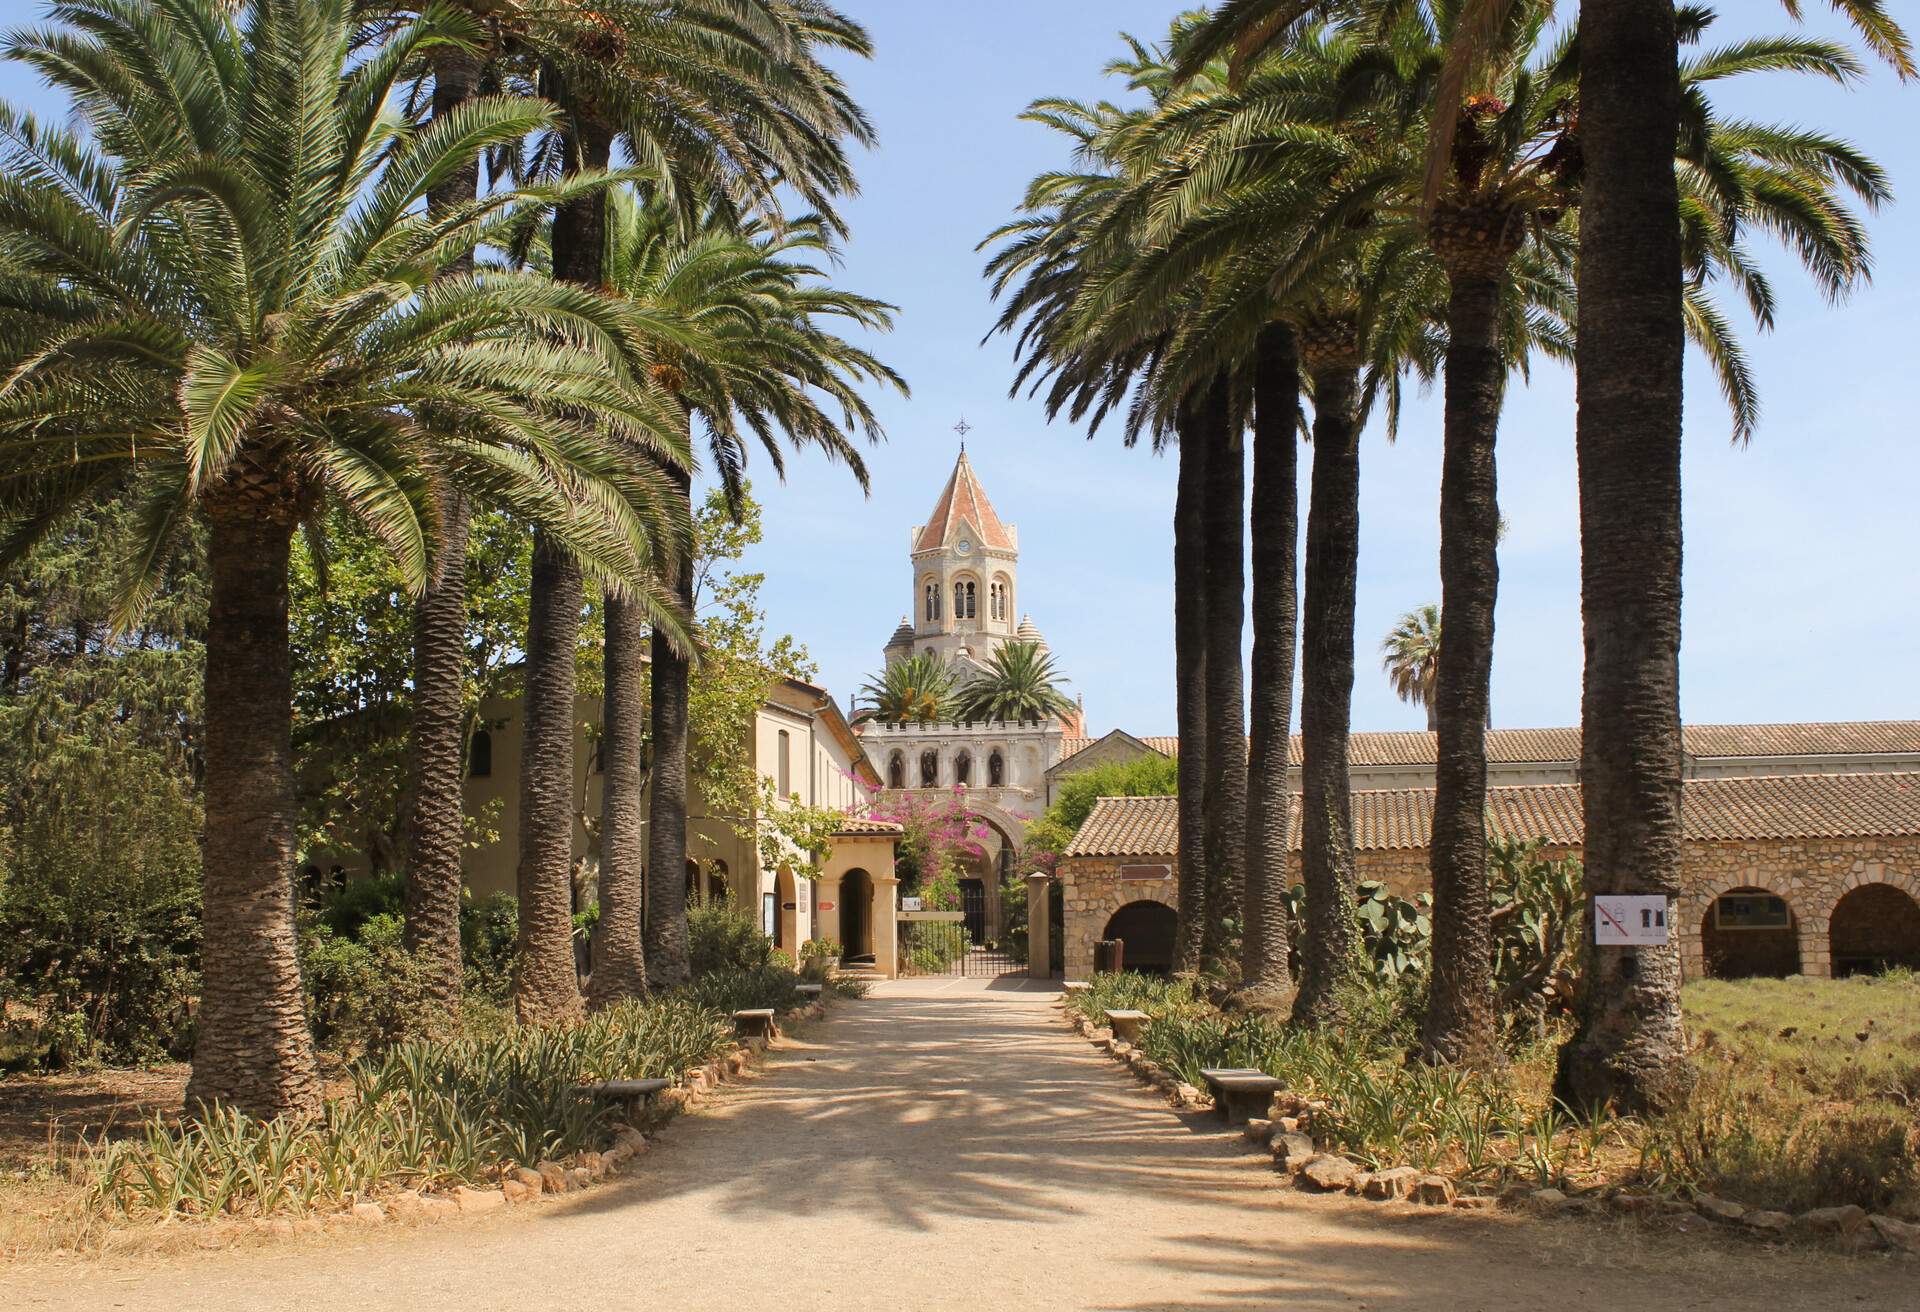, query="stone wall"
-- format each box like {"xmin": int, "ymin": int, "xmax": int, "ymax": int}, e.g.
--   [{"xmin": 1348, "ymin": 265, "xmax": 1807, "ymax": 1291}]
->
[
  {"xmin": 1057, "ymin": 835, "xmax": 1920, "ymax": 982},
  {"xmin": 1058, "ymin": 855, "xmax": 1177, "ymax": 980}
]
